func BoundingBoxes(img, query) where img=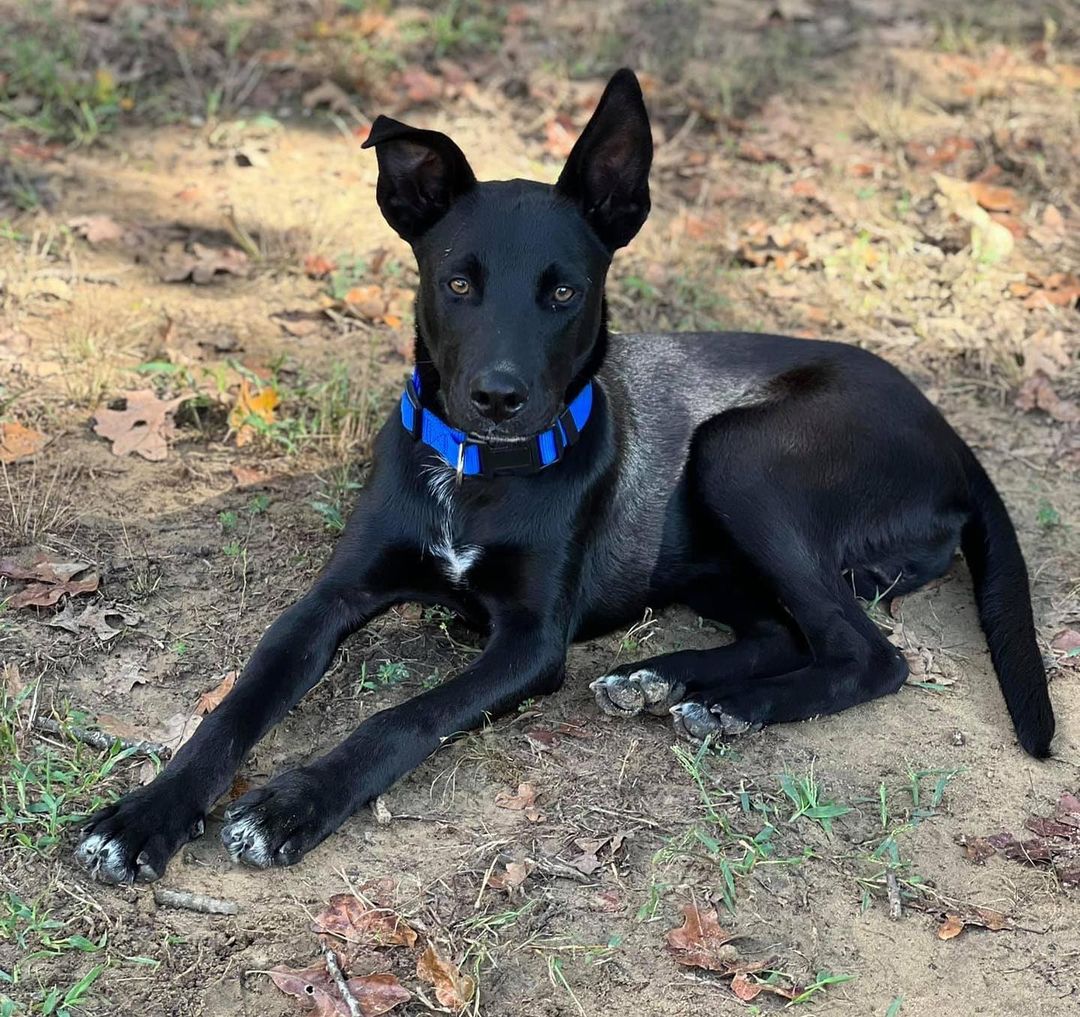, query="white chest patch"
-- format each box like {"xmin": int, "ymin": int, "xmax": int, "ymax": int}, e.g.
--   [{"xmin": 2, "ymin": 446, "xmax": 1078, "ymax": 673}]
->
[{"xmin": 425, "ymin": 463, "xmax": 483, "ymax": 585}]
